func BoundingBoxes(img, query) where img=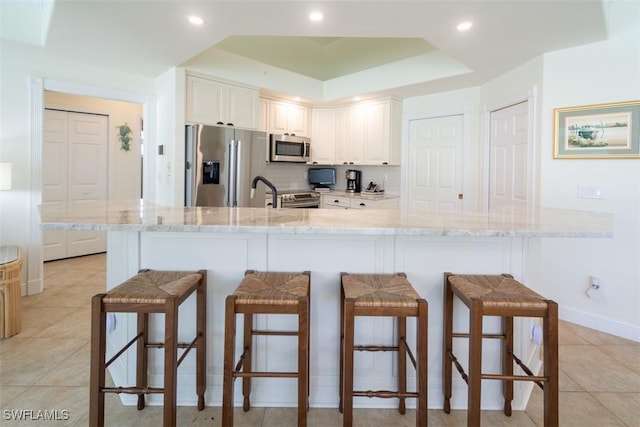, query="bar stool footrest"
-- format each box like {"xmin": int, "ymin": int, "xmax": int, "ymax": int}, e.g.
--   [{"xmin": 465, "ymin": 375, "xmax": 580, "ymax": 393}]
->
[
  {"xmin": 234, "ymin": 371, "xmax": 299, "ymax": 378},
  {"xmin": 354, "ymin": 390, "xmax": 420, "ymax": 399},
  {"xmin": 102, "ymin": 386, "xmax": 164, "ymax": 395},
  {"xmin": 354, "ymin": 345, "xmax": 399, "ymax": 352}
]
